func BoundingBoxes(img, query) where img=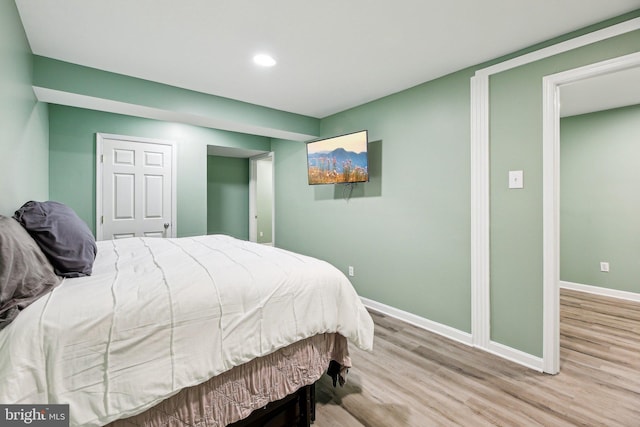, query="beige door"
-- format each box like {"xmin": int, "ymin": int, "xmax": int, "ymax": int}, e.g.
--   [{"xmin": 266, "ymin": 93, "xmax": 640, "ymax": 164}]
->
[
  {"xmin": 249, "ymin": 152, "xmax": 275, "ymax": 245},
  {"xmin": 97, "ymin": 134, "xmax": 175, "ymax": 240}
]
